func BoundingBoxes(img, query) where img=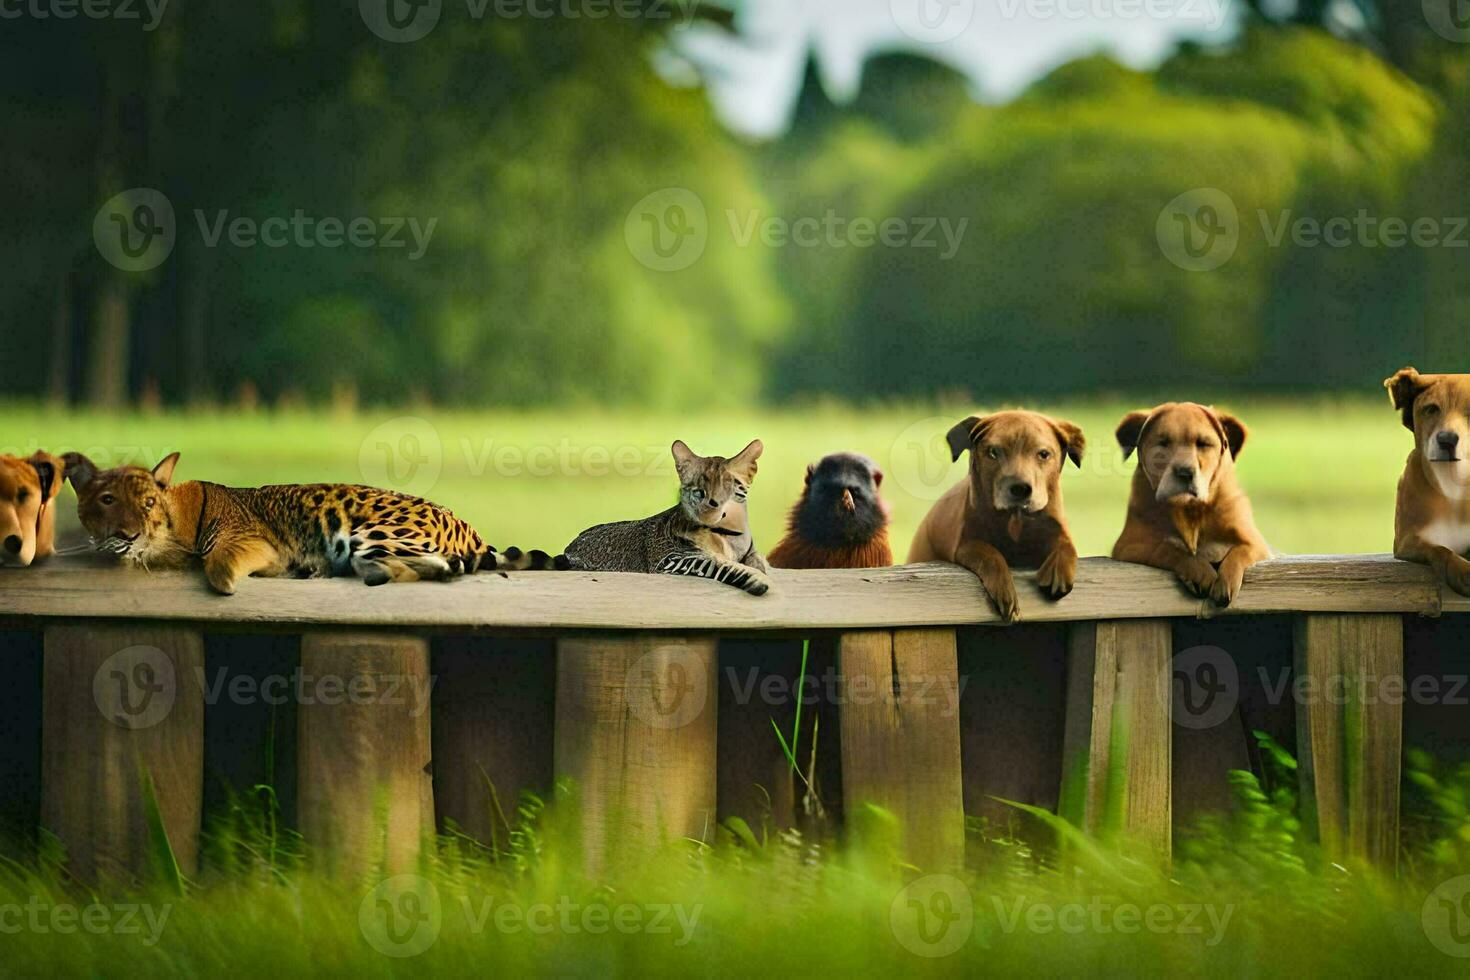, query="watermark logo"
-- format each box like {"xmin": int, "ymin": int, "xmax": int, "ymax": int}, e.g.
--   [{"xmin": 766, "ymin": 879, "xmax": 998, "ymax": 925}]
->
[
  {"xmin": 1423, "ymin": 875, "xmax": 1470, "ymax": 957},
  {"xmin": 1171, "ymin": 645, "xmax": 1239, "ymax": 730},
  {"xmin": 625, "ymin": 188, "xmax": 708, "ymax": 272},
  {"xmin": 1156, "ymin": 188, "xmax": 1238, "ymax": 272},
  {"xmin": 0, "ymin": 899, "xmax": 171, "ymax": 945},
  {"xmin": 625, "ymin": 646, "xmax": 708, "ymax": 730},
  {"xmin": 360, "ymin": 875, "xmax": 443, "ymax": 958},
  {"xmin": 360, "ymin": 0, "xmax": 442, "ymax": 41},
  {"xmin": 1425, "ymin": 0, "xmax": 1470, "ymax": 42},
  {"xmin": 93, "ymin": 646, "xmax": 176, "ymax": 730},
  {"xmin": 891, "ymin": 0, "xmax": 975, "ymax": 43},
  {"xmin": 359, "ymin": 416, "xmax": 444, "ymax": 498},
  {"xmin": 889, "ymin": 416, "xmax": 962, "ymax": 502},
  {"xmin": 94, "ymin": 188, "xmax": 176, "ymax": 273},
  {"xmin": 0, "ymin": 0, "xmax": 170, "ymax": 30},
  {"xmin": 890, "ymin": 874, "xmax": 973, "ymax": 957}
]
